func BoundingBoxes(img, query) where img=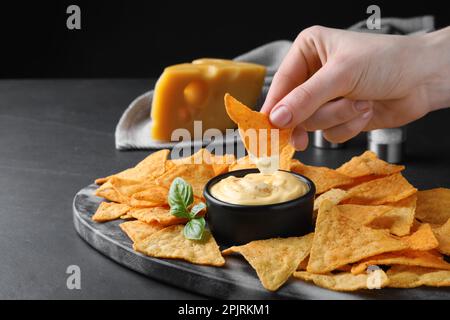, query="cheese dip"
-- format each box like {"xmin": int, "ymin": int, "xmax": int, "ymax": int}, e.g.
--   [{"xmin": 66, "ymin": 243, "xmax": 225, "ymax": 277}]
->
[{"xmin": 210, "ymin": 170, "xmax": 308, "ymax": 205}]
